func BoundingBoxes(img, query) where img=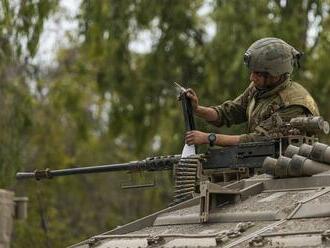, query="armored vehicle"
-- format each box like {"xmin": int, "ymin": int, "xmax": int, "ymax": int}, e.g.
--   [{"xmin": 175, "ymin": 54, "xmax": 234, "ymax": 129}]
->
[
  {"xmin": 69, "ymin": 169, "xmax": 330, "ymax": 248},
  {"xmin": 0, "ymin": 190, "xmax": 28, "ymax": 248},
  {"xmin": 16, "ymin": 85, "xmax": 330, "ymax": 247}
]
